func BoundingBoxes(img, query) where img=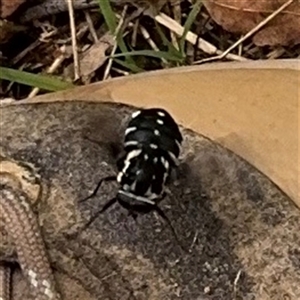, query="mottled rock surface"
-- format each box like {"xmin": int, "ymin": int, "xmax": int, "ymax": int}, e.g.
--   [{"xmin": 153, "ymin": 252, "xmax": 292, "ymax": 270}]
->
[{"xmin": 0, "ymin": 101, "xmax": 299, "ymax": 300}]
